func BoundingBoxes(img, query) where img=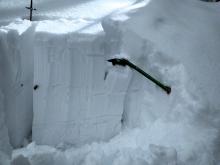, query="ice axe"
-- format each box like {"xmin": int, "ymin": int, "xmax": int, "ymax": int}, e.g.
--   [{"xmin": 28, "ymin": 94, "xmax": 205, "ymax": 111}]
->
[
  {"xmin": 108, "ymin": 58, "xmax": 171, "ymax": 95},
  {"xmin": 25, "ymin": 0, "xmax": 36, "ymax": 21}
]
